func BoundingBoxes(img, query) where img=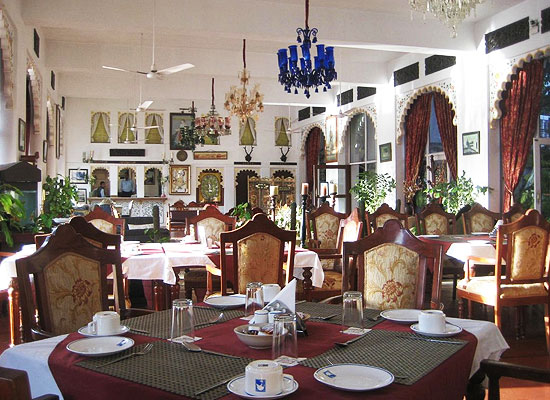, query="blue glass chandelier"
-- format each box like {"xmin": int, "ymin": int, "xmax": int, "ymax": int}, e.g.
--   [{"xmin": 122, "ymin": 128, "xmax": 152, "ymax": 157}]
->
[{"xmin": 277, "ymin": 0, "xmax": 336, "ymax": 98}]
